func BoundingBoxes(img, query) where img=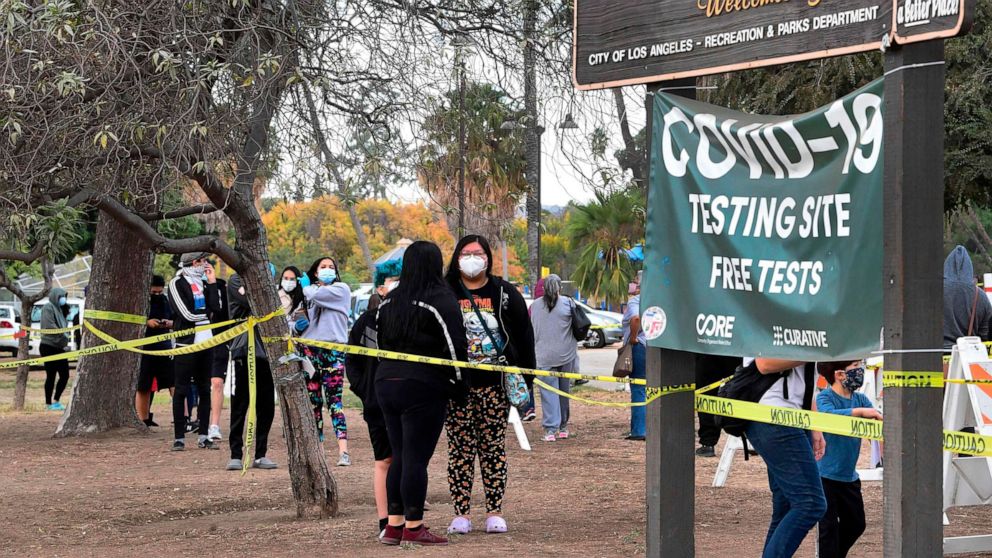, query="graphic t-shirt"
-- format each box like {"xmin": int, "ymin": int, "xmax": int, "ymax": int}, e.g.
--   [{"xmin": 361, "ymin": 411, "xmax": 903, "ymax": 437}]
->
[{"xmin": 459, "ymin": 281, "xmax": 505, "ymax": 388}]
